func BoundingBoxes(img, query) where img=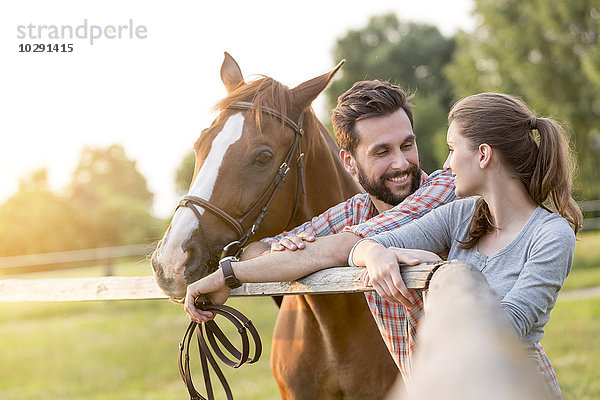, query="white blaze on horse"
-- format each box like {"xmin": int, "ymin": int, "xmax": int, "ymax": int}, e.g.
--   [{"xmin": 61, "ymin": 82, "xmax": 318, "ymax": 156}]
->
[{"xmin": 151, "ymin": 53, "xmax": 398, "ymax": 399}]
